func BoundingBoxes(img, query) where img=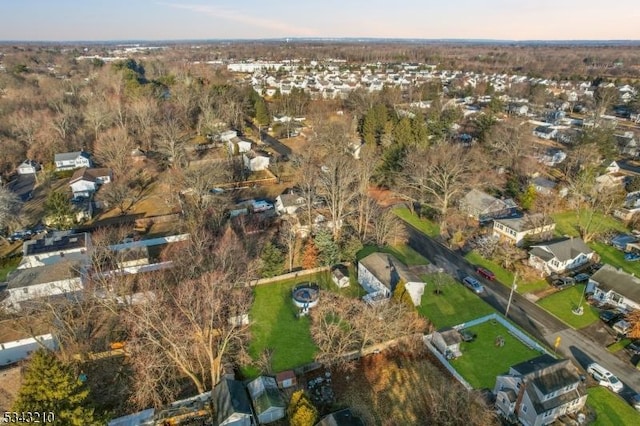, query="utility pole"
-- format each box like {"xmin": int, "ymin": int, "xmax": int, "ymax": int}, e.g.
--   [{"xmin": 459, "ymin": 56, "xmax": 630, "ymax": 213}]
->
[{"xmin": 505, "ymin": 273, "xmax": 518, "ymax": 319}]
